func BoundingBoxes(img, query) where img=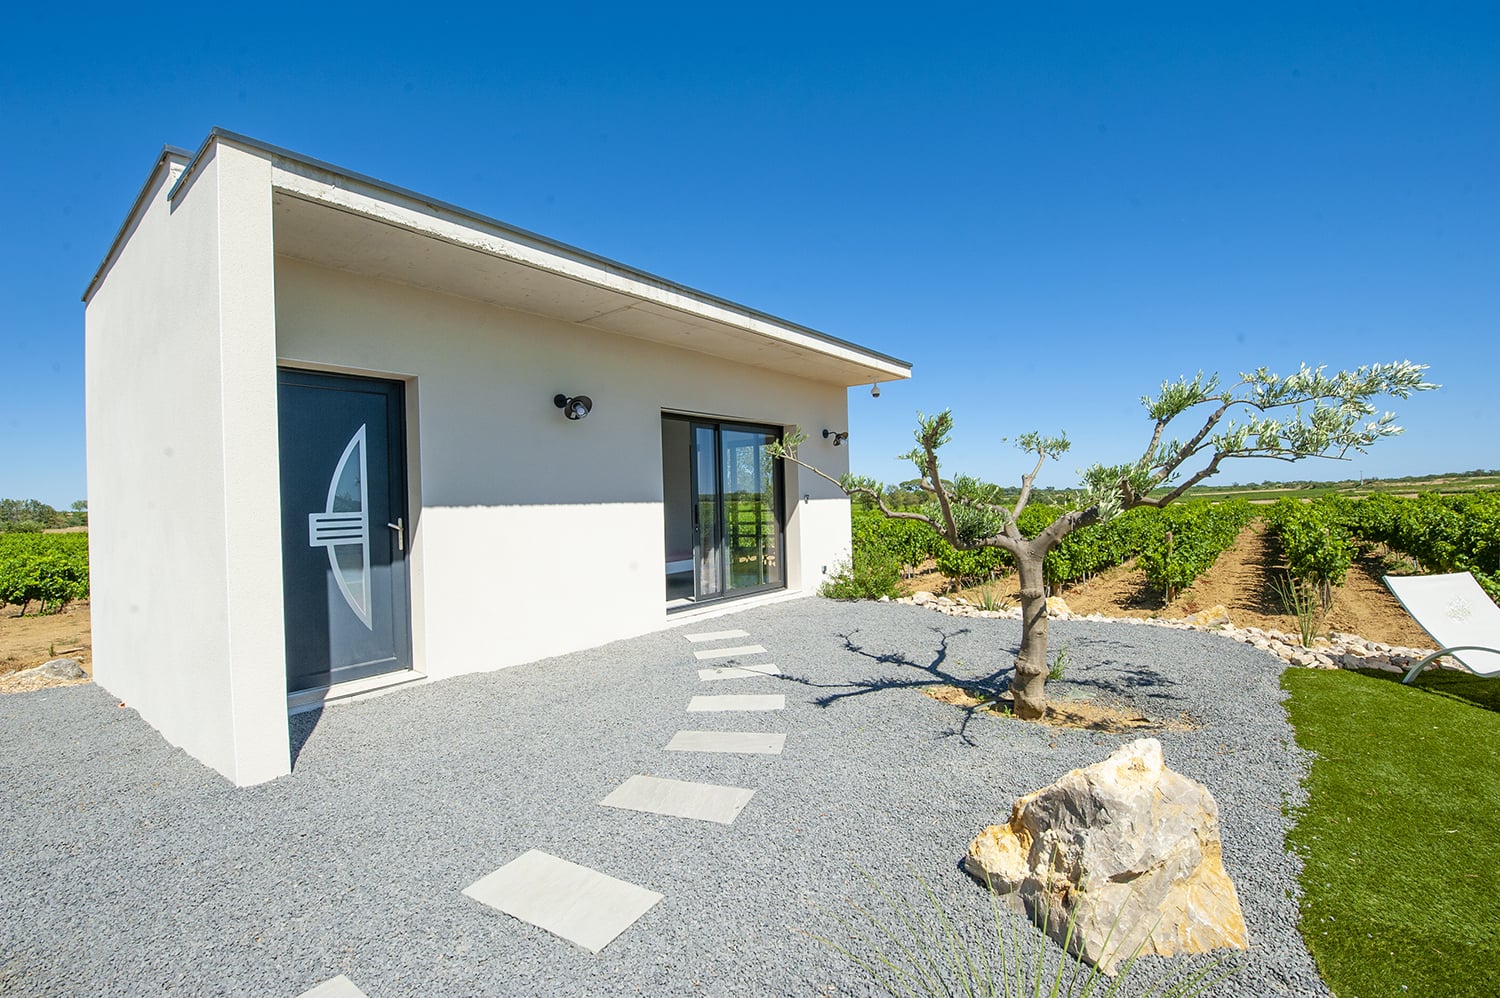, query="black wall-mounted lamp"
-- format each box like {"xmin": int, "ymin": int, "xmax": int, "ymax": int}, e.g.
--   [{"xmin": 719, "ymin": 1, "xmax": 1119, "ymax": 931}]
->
[
  {"xmin": 823, "ymin": 429, "xmax": 849, "ymax": 446},
  {"xmin": 554, "ymin": 394, "xmax": 593, "ymax": 420}
]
